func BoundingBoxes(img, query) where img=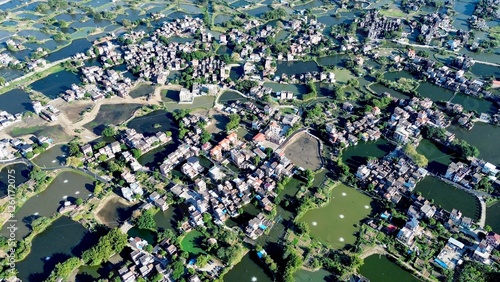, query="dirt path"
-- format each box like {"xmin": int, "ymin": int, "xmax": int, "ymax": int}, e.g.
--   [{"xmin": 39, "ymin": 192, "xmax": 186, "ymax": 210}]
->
[
  {"xmin": 45, "ymin": 94, "xmax": 160, "ymax": 141},
  {"xmin": 359, "ymin": 244, "xmax": 388, "ymax": 259}
]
